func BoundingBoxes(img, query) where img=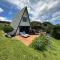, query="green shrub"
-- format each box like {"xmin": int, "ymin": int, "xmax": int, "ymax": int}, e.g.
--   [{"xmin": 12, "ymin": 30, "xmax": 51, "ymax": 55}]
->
[
  {"xmin": 52, "ymin": 25, "xmax": 60, "ymax": 39},
  {"xmin": 3, "ymin": 25, "xmax": 13, "ymax": 33},
  {"xmin": 0, "ymin": 23, "xmax": 10, "ymax": 30},
  {"xmin": 0, "ymin": 23, "xmax": 6, "ymax": 30},
  {"xmin": 30, "ymin": 35, "xmax": 49, "ymax": 51}
]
